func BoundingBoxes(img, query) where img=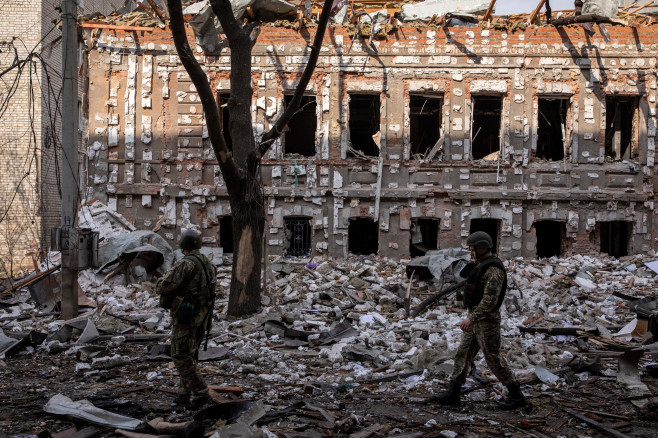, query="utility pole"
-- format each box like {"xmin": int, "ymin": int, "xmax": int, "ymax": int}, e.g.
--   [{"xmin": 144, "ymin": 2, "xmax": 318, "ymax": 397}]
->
[{"xmin": 61, "ymin": 0, "xmax": 79, "ymax": 320}]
